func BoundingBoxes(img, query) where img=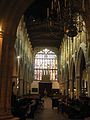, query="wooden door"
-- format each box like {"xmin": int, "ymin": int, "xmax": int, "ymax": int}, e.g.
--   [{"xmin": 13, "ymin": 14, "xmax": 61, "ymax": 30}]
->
[{"xmin": 39, "ymin": 82, "xmax": 52, "ymax": 97}]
